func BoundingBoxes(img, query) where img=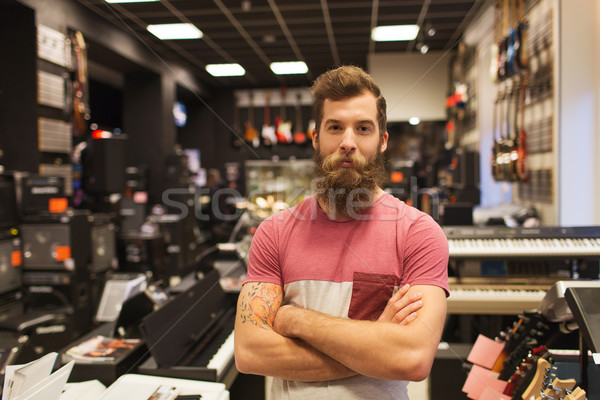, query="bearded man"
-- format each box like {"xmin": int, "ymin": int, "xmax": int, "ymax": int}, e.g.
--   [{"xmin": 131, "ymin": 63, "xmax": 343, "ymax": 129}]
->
[{"xmin": 234, "ymin": 65, "xmax": 449, "ymax": 400}]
